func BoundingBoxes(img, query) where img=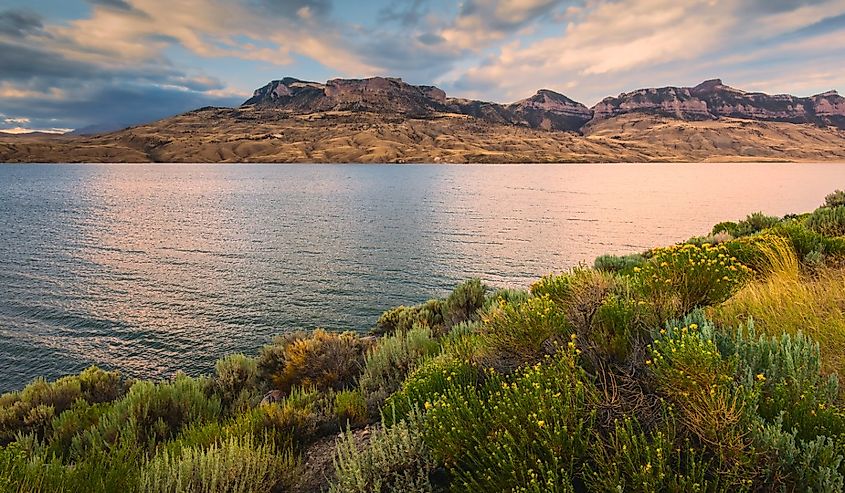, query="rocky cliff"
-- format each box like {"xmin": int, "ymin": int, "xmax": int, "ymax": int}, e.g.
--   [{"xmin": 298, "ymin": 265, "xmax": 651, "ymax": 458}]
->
[
  {"xmin": 592, "ymin": 79, "xmax": 845, "ymax": 128},
  {"xmin": 243, "ymin": 77, "xmax": 591, "ymax": 131}
]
